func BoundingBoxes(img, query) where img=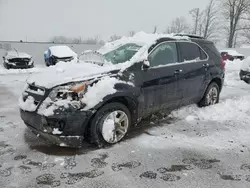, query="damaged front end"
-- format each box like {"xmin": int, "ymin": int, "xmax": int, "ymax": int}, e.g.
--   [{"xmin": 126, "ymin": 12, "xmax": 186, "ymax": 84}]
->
[
  {"xmin": 5, "ymin": 57, "xmax": 34, "ymax": 69},
  {"xmin": 19, "ymin": 82, "xmax": 95, "ymax": 148}
]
